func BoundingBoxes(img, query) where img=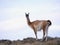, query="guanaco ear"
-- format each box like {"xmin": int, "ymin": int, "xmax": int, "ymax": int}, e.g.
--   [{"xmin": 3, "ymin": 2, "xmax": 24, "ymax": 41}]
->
[
  {"xmin": 28, "ymin": 13, "xmax": 29, "ymax": 15},
  {"xmin": 25, "ymin": 13, "xmax": 27, "ymax": 15}
]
